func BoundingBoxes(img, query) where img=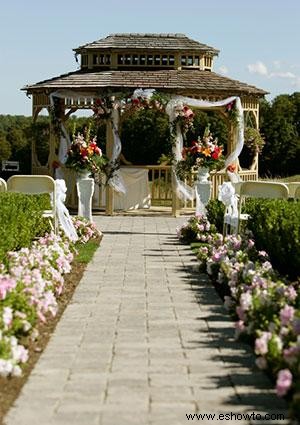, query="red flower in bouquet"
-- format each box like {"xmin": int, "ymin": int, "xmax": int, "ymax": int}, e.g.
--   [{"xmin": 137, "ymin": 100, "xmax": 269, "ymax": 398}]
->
[
  {"xmin": 65, "ymin": 133, "xmax": 107, "ymax": 174},
  {"xmin": 176, "ymin": 132, "xmax": 225, "ymax": 180}
]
